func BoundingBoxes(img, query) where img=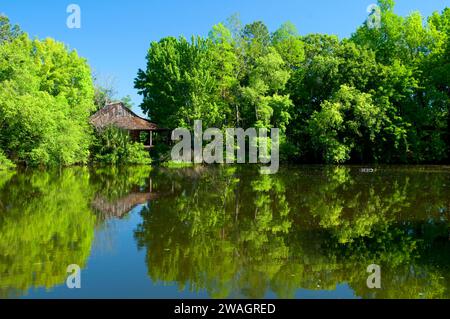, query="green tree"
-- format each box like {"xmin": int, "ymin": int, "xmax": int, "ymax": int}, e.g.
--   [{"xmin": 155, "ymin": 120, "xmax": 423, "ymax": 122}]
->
[
  {"xmin": 135, "ymin": 36, "xmax": 223, "ymax": 129},
  {"xmin": 351, "ymin": 1, "xmax": 450, "ymax": 163},
  {"xmin": 272, "ymin": 22, "xmax": 305, "ymax": 69},
  {"xmin": 242, "ymin": 21, "xmax": 271, "ymax": 59},
  {"xmin": 134, "ymin": 2, "xmax": 450, "ymax": 165},
  {"xmin": 208, "ymin": 23, "xmax": 240, "ymax": 126},
  {"xmin": 0, "ymin": 34, "xmax": 95, "ymax": 166},
  {"xmin": 0, "ymin": 15, "xmax": 21, "ymax": 44},
  {"xmin": 308, "ymin": 86, "xmax": 384, "ymax": 163},
  {"xmin": 0, "ymin": 149, "xmax": 14, "ymax": 170}
]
